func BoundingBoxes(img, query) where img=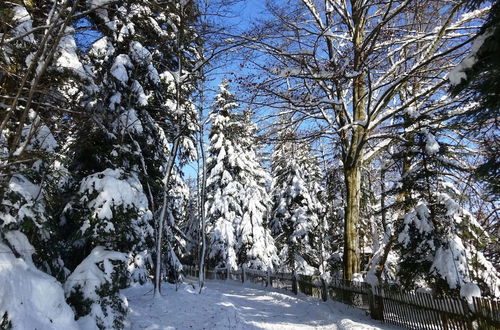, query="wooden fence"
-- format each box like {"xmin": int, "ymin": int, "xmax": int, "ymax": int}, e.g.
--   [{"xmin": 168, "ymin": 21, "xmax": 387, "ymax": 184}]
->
[
  {"xmin": 183, "ymin": 265, "xmax": 499, "ymax": 330},
  {"xmin": 372, "ymin": 286, "xmax": 469, "ymax": 330},
  {"xmin": 472, "ymin": 297, "xmax": 500, "ymax": 330}
]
